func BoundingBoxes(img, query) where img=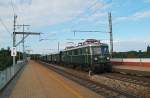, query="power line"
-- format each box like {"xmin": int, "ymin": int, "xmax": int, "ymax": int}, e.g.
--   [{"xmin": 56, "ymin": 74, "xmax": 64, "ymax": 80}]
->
[
  {"xmin": 73, "ymin": 30, "xmax": 108, "ymax": 33},
  {"xmin": 70, "ymin": 0, "xmax": 108, "ymax": 35},
  {"xmin": 10, "ymin": 0, "xmax": 24, "ymax": 24},
  {"xmin": 0, "ymin": 18, "xmax": 11, "ymax": 34},
  {"xmin": 10, "ymin": 0, "xmax": 15, "ymax": 15},
  {"xmin": 10, "ymin": 0, "xmax": 24, "ymax": 23},
  {"xmin": 14, "ymin": 0, "xmax": 25, "ymax": 23},
  {"xmin": 72, "ymin": 30, "xmax": 108, "ymax": 36},
  {"xmin": 70, "ymin": 0, "xmax": 100, "ymax": 29}
]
